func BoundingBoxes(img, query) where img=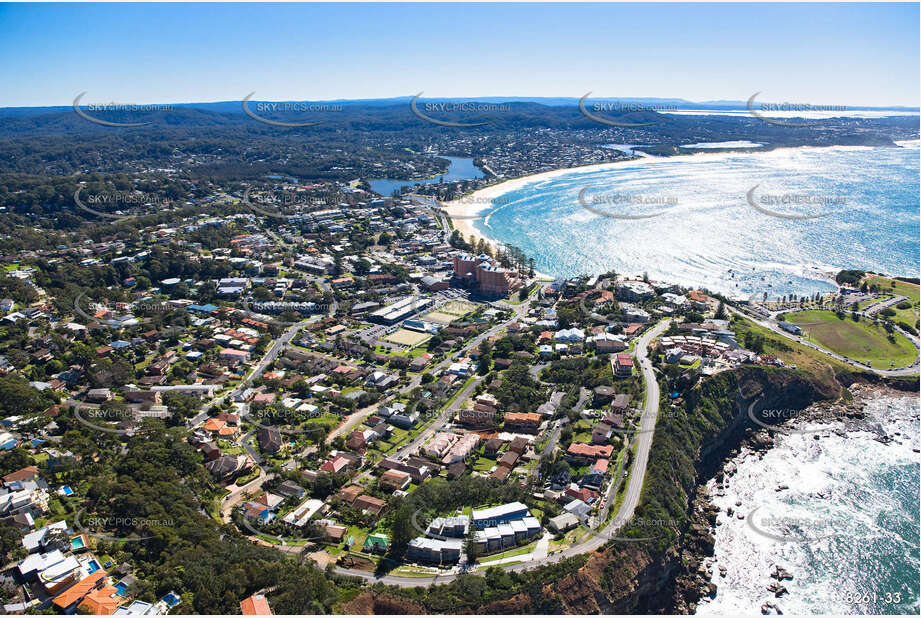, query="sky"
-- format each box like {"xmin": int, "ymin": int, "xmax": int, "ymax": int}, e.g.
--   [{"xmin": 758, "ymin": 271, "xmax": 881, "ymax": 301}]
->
[{"xmin": 0, "ymin": 2, "xmax": 918, "ymax": 108}]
